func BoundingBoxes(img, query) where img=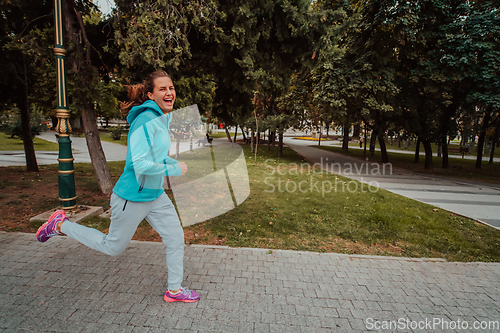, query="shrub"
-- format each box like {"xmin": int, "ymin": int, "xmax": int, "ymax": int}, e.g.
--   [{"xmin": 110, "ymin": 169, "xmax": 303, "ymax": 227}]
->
[
  {"xmin": 2, "ymin": 120, "xmax": 45, "ymax": 138},
  {"xmin": 108, "ymin": 126, "xmax": 124, "ymax": 140}
]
